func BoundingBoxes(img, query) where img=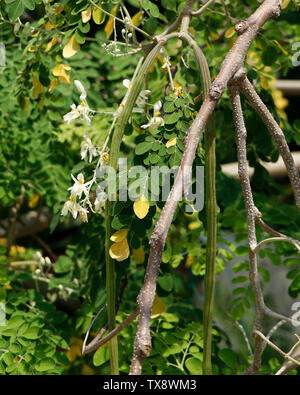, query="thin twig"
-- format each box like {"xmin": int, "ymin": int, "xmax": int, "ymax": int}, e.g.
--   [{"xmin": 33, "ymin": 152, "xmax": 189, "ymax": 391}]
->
[
  {"xmin": 254, "ymin": 237, "xmax": 300, "ymax": 254},
  {"xmin": 255, "ymin": 330, "xmax": 300, "ymax": 368},
  {"xmin": 192, "ymin": 0, "xmax": 216, "ymax": 17},
  {"xmin": 234, "ymin": 320, "xmax": 253, "ymax": 358}
]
